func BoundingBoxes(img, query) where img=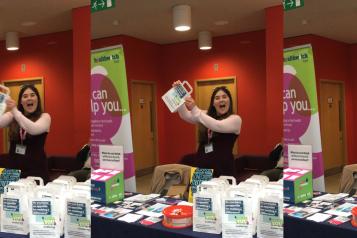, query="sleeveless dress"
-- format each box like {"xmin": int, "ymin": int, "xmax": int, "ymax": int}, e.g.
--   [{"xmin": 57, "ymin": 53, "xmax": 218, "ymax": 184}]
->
[
  {"xmin": 9, "ymin": 132, "xmax": 49, "ymax": 181},
  {"xmin": 183, "ymin": 131, "xmax": 238, "ymax": 177}
]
